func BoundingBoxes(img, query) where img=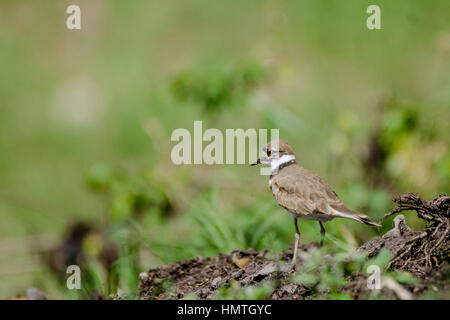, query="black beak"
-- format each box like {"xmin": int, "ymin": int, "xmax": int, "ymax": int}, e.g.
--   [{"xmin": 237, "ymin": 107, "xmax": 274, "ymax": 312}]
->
[{"xmin": 251, "ymin": 158, "xmax": 261, "ymax": 166}]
